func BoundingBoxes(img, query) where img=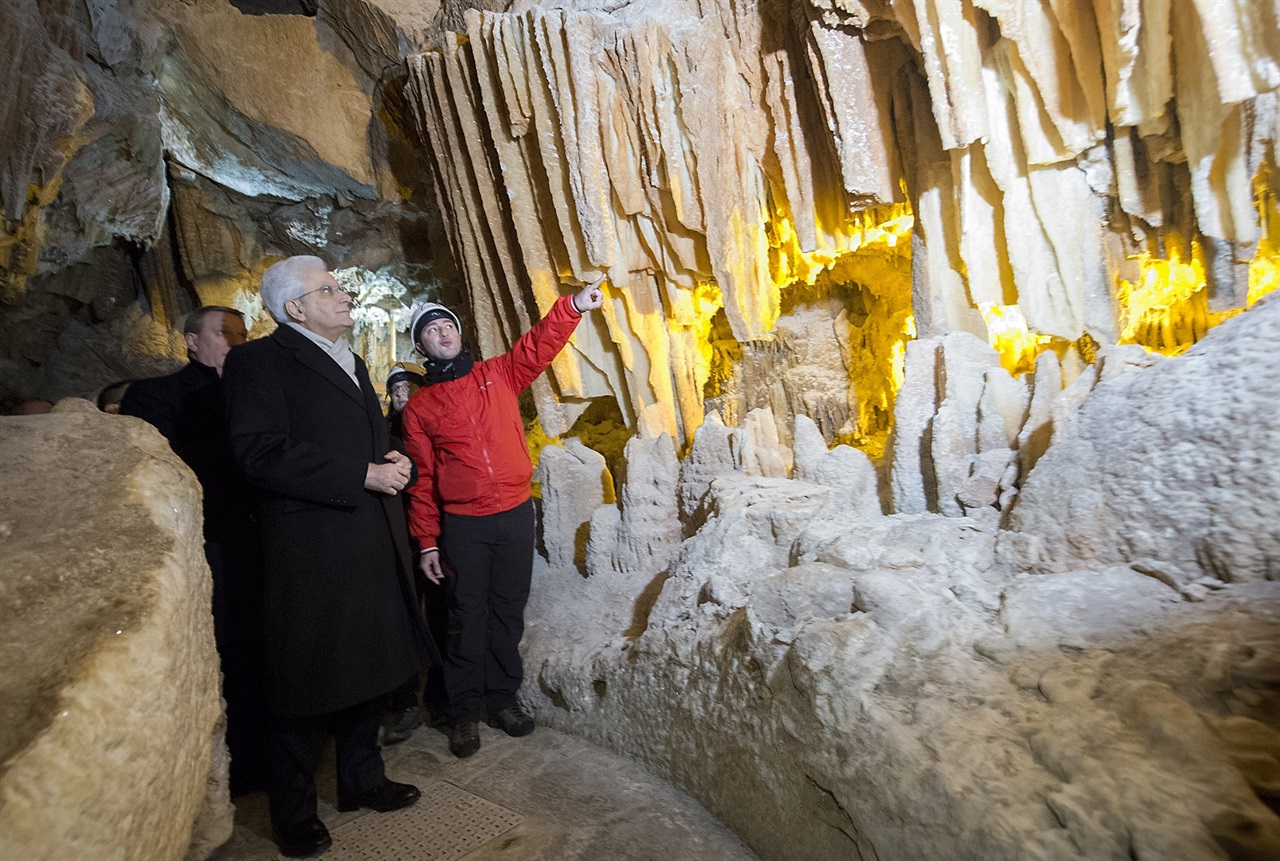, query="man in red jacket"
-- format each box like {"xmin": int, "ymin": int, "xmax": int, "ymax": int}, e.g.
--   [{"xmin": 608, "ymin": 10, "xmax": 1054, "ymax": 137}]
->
[{"xmin": 402, "ymin": 278, "xmax": 604, "ymax": 758}]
